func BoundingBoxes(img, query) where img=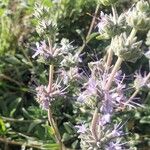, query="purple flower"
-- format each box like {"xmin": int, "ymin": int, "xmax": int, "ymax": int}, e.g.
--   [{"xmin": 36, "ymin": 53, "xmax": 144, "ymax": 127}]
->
[
  {"xmin": 99, "ymin": 114, "xmax": 111, "ymax": 125},
  {"xmin": 106, "ymin": 140, "xmax": 124, "ymax": 150},
  {"xmin": 86, "ymin": 78, "xmax": 97, "ymax": 95},
  {"xmin": 97, "ymin": 11, "xmax": 109, "ymax": 34},
  {"xmin": 35, "ymin": 82, "xmax": 67, "ymax": 110},
  {"xmin": 101, "ymin": 92, "xmax": 114, "ymax": 114},
  {"xmin": 111, "ymin": 123, "xmax": 124, "ymax": 137},
  {"xmin": 134, "ymin": 72, "xmax": 150, "ymax": 89},
  {"xmin": 36, "ymin": 85, "xmax": 50, "ymax": 110},
  {"xmin": 75, "ymin": 124, "xmax": 86, "ymax": 134},
  {"xmin": 77, "ymin": 93, "xmax": 87, "ymax": 103},
  {"xmin": 32, "ymin": 40, "xmax": 48, "ymax": 58}
]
